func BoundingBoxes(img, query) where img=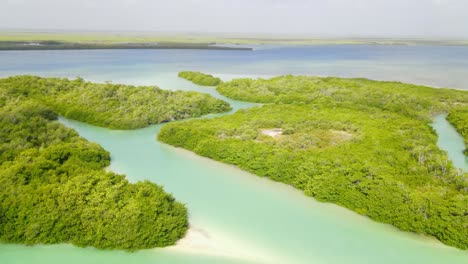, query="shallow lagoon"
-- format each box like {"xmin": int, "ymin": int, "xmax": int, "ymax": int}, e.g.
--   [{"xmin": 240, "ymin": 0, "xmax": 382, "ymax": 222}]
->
[
  {"xmin": 0, "ymin": 46, "xmax": 467, "ymax": 263},
  {"xmin": 432, "ymin": 114, "xmax": 468, "ymax": 171}
]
